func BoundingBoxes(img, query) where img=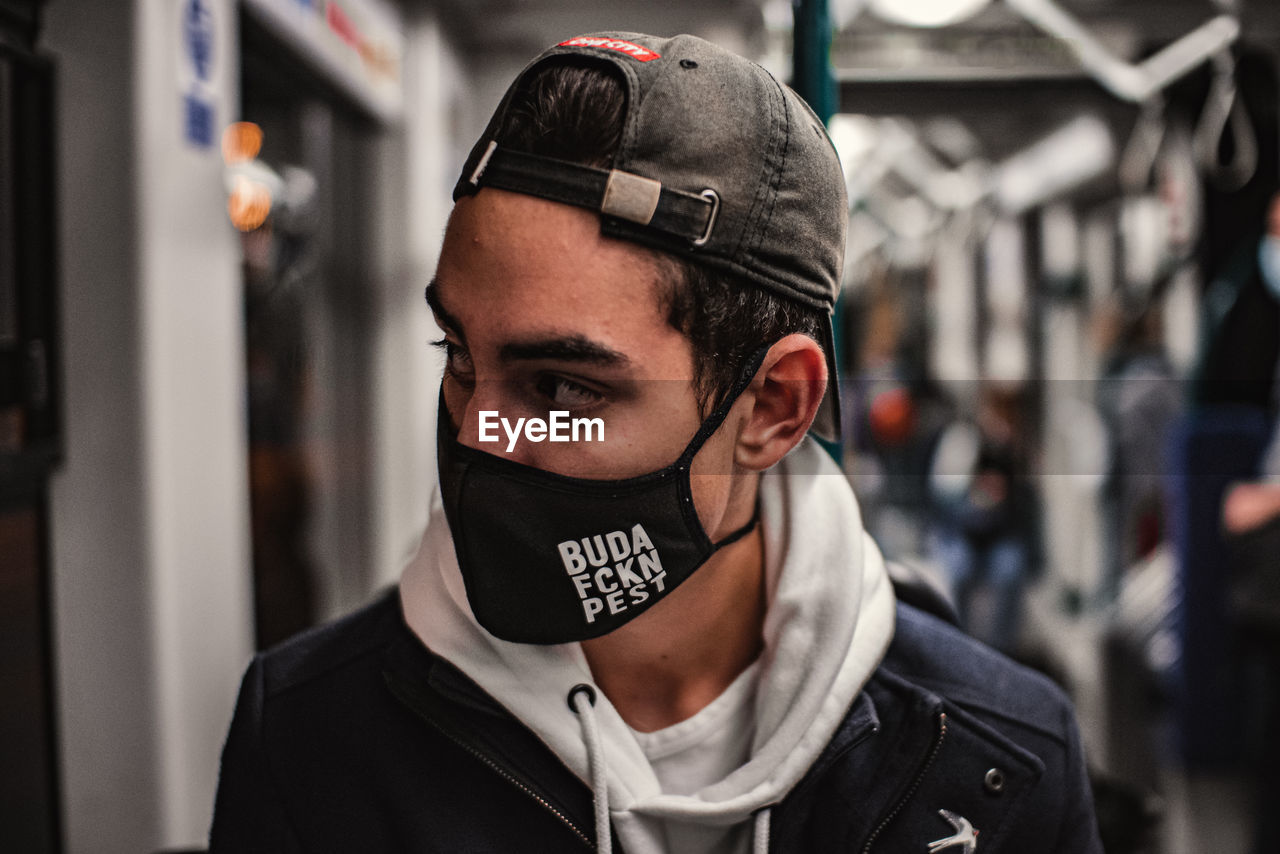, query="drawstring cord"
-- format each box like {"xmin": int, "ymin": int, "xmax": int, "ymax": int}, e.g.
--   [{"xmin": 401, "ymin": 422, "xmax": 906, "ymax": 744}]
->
[
  {"xmin": 569, "ymin": 683, "xmax": 774, "ymax": 854},
  {"xmin": 569, "ymin": 684, "xmax": 611, "ymax": 854},
  {"xmin": 753, "ymin": 809, "xmax": 771, "ymax": 854}
]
